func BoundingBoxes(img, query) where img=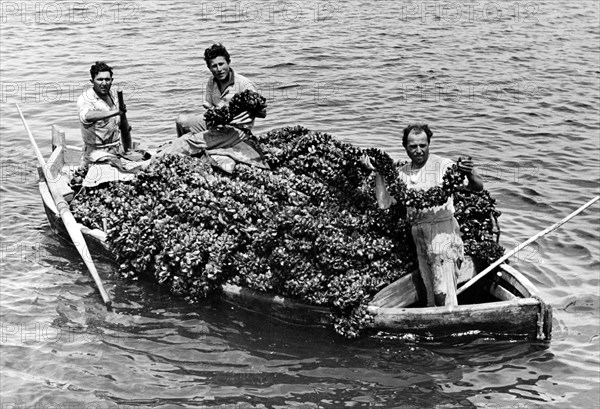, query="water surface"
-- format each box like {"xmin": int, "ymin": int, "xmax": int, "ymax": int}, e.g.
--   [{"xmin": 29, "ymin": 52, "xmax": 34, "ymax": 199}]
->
[{"xmin": 1, "ymin": 1, "xmax": 599, "ymax": 407}]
